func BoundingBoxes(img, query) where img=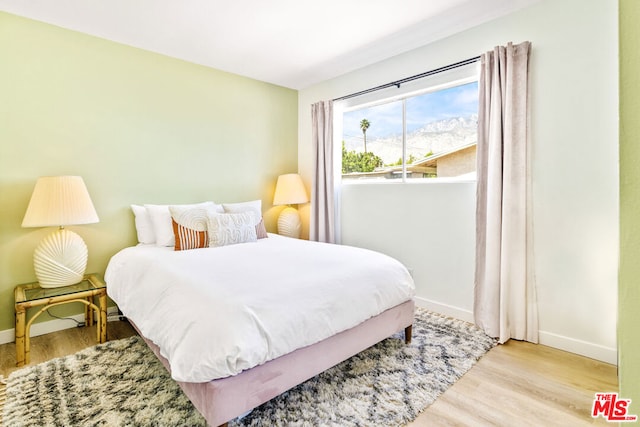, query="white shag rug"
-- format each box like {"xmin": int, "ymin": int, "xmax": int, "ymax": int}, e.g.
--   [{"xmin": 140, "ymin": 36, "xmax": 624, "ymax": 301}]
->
[{"xmin": 2, "ymin": 308, "xmax": 495, "ymax": 426}]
